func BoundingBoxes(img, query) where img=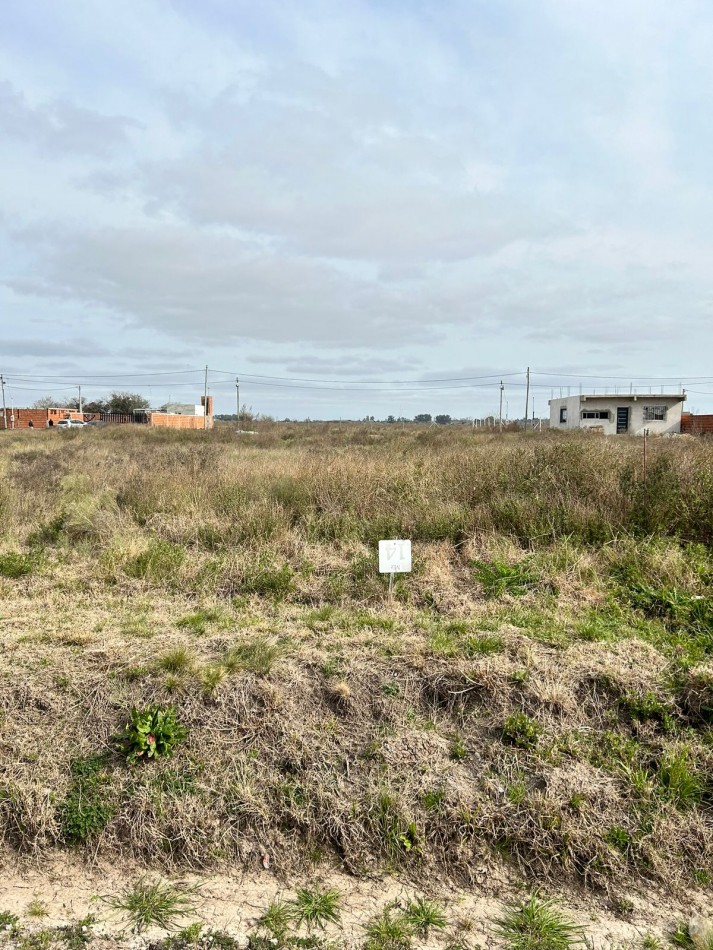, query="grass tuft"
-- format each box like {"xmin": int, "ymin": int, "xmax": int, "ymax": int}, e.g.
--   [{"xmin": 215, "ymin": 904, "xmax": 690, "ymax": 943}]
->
[
  {"xmin": 106, "ymin": 878, "xmax": 198, "ymax": 933},
  {"xmin": 495, "ymin": 893, "xmax": 584, "ymax": 950}
]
